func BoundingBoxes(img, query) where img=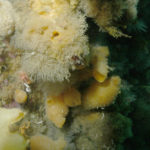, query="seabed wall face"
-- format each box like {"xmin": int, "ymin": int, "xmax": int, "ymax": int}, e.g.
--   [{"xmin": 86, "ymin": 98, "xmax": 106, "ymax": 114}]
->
[{"xmin": 0, "ymin": 0, "xmax": 150, "ymax": 150}]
